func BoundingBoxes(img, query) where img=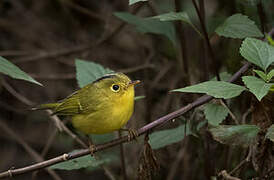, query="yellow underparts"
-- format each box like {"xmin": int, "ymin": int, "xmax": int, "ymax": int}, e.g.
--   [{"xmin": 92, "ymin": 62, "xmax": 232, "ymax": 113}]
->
[{"xmin": 72, "ymin": 86, "xmax": 134, "ymax": 134}]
